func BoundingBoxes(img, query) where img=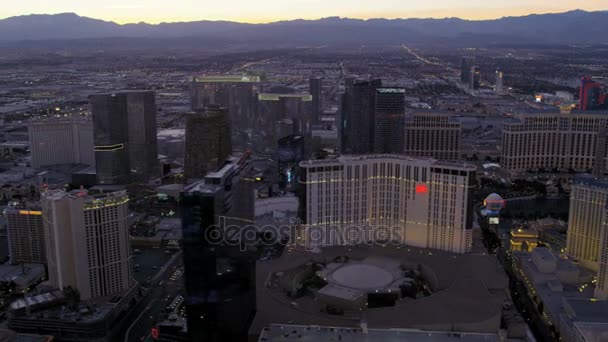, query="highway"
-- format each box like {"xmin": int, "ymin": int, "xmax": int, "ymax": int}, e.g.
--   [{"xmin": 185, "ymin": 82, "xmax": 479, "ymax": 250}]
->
[{"xmin": 400, "ymin": 44, "xmax": 458, "ymax": 73}]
